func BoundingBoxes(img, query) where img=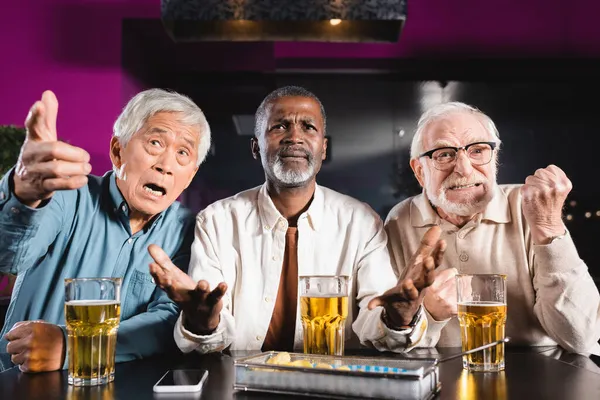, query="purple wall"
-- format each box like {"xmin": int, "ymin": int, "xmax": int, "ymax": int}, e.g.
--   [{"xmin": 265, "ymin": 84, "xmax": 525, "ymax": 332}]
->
[
  {"xmin": 2, "ymin": 0, "xmax": 600, "ymax": 172},
  {"xmin": 0, "ymin": 0, "xmax": 158, "ymax": 173}
]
